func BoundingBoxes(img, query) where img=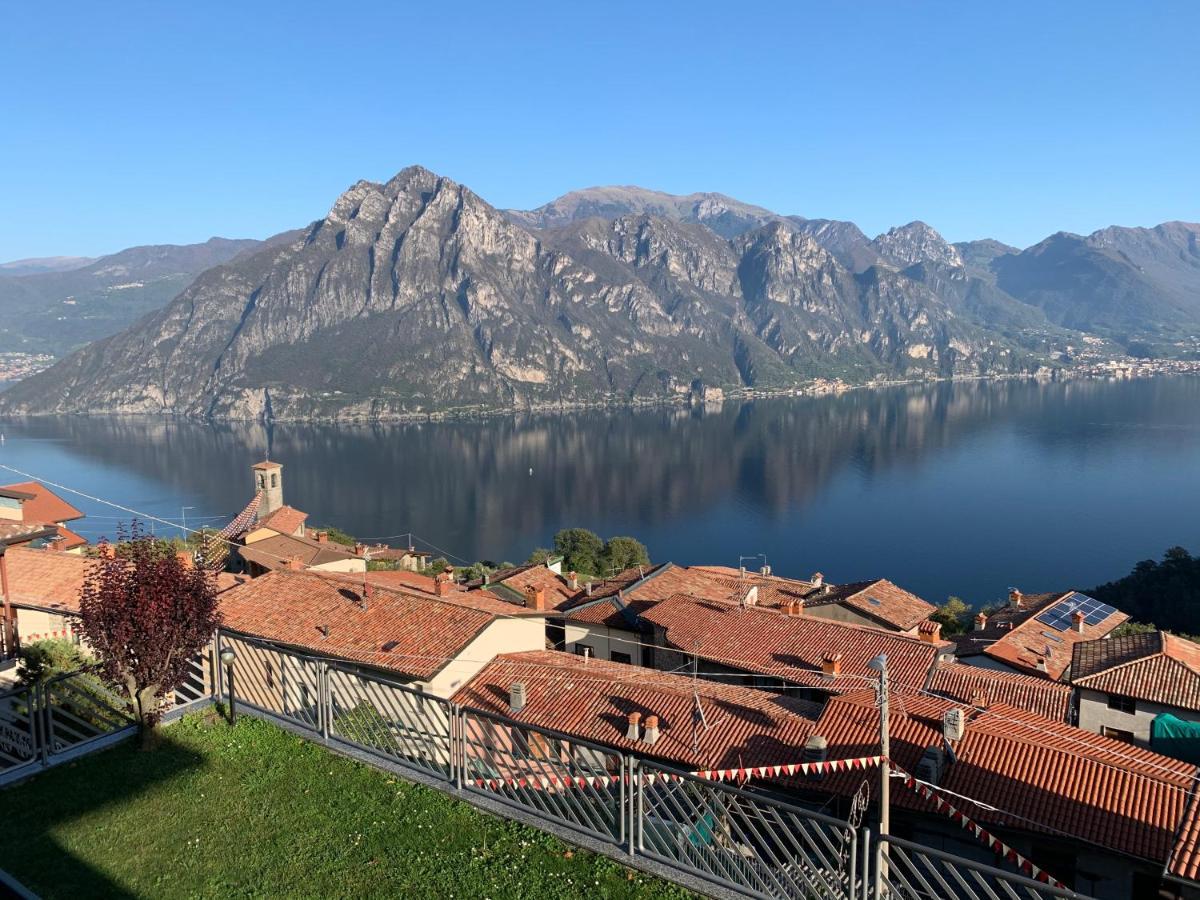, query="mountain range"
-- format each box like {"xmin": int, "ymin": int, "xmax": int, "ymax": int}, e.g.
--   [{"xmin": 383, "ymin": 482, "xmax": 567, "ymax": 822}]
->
[
  {"xmin": 1, "ymin": 168, "xmax": 1197, "ymax": 422},
  {"xmin": 0, "ymin": 237, "xmax": 274, "ymax": 356}
]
